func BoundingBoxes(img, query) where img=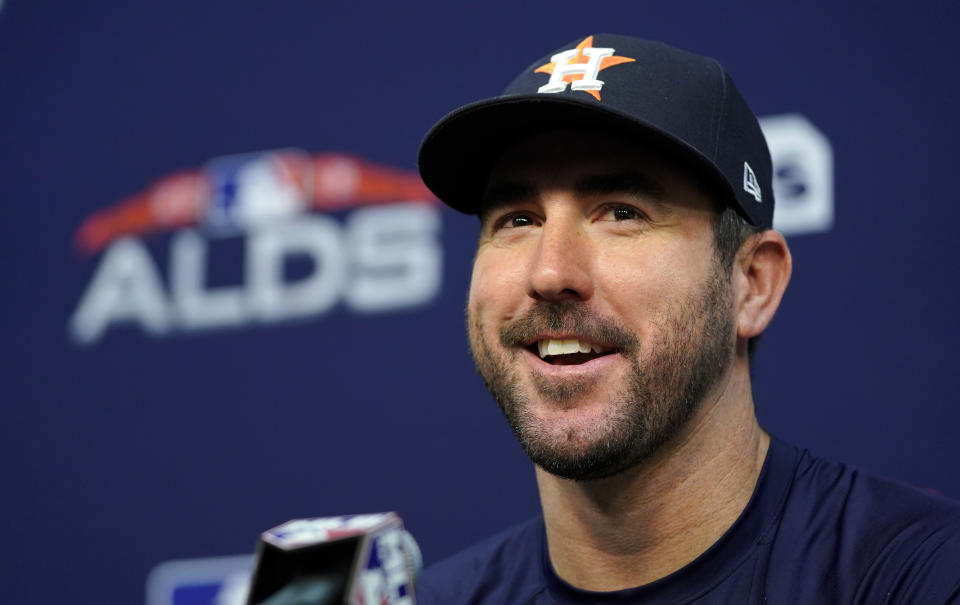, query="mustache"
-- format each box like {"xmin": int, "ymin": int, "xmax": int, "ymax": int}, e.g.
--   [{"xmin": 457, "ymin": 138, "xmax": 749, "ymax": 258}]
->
[{"xmin": 499, "ymin": 300, "xmax": 640, "ymax": 355}]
